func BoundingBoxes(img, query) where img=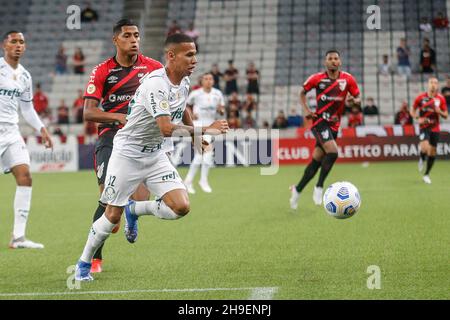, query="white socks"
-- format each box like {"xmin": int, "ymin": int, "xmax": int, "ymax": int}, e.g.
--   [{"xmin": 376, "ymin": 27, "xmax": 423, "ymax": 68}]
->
[
  {"xmin": 133, "ymin": 200, "xmax": 181, "ymax": 220},
  {"xmin": 13, "ymin": 186, "xmax": 32, "ymax": 240},
  {"xmin": 200, "ymin": 152, "xmax": 213, "ymax": 184},
  {"xmin": 185, "ymin": 153, "xmax": 203, "ymax": 184},
  {"xmin": 80, "ymin": 214, "xmax": 116, "ymax": 263},
  {"xmin": 186, "ymin": 151, "xmax": 213, "ymax": 184}
]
